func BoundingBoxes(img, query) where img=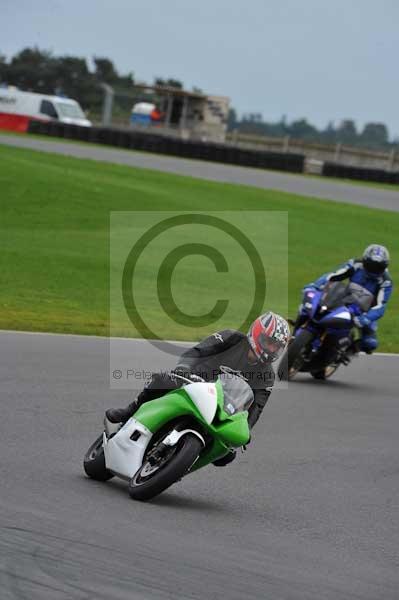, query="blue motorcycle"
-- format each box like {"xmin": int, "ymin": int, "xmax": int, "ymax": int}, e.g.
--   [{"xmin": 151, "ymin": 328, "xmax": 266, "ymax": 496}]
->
[{"xmin": 280, "ymin": 281, "xmax": 374, "ymax": 380}]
